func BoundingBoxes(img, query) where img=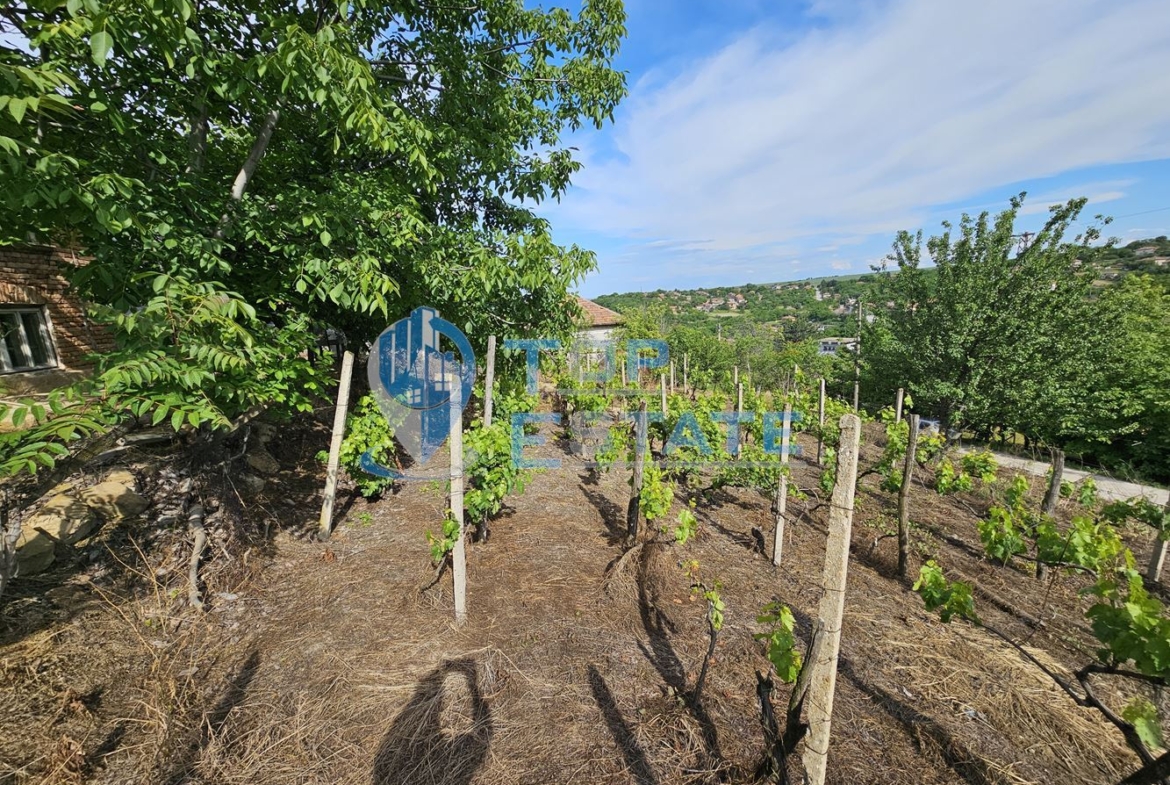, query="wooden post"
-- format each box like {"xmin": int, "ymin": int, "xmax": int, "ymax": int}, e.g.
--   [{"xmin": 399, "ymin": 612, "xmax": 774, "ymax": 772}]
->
[
  {"xmin": 670, "ymin": 359, "xmax": 675, "ymax": 394},
  {"xmin": 898, "ymin": 414, "xmax": 920, "ymax": 579},
  {"xmin": 736, "ymin": 382, "xmax": 744, "ymax": 459},
  {"xmin": 852, "ymin": 300, "xmax": 862, "ymax": 412},
  {"xmin": 683, "ymin": 353, "xmax": 689, "ymax": 391},
  {"xmin": 803, "ymin": 414, "xmax": 861, "ymax": 785},
  {"xmin": 660, "ymin": 373, "xmax": 667, "ymax": 416},
  {"xmin": 450, "ymin": 375, "xmax": 467, "ymax": 626},
  {"xmin": 1148, "ymin": 495, "xmax": 1170, "ymax": 584},
  {"xmin": 483, "ymin": 335, "xmax": 497, "ymax": 428},
  {"xmin": 626, "ymin": 399, "xmax": 647, "ymax": 543},
  {"xmin": 772, "ymin": 403, "xmax": 792, "ymax": 567},
  {"xmin": 816, "ymin": 378, "xmax": 826, "ymax": 465},
  {"xmin": 792, "ymin": 363, "xmax": 800, "ymax": 398},
  {"xmin": 894, "ymin": 388, "xmax": 904, "ymax": 424},
  {"xmin": 734, "ymin": 366, "xmax": 739, "ymax": 387},
  {"xmin": 318, "ymin": 350, "xmax": 355, "ymax": 539},
  {"xmin": 1149, "ymin": 536, "xmax": 1168, "ymax": 585},
  {"xmin": 621, "ymin": 356, "xmax": 627, "ymax": 387}
]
